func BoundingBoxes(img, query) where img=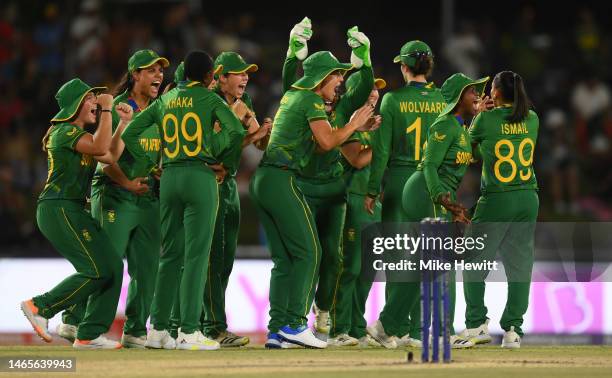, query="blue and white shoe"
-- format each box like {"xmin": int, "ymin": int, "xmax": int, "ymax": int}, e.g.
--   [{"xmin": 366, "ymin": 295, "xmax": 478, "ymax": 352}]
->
[
  {"xmin": 265, "ymin": 332, "xmax": 283, "ymax": 349},
  {"xmin": 278, "ymin": 325, "xmax": 327, "ymax": 349}
]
